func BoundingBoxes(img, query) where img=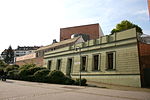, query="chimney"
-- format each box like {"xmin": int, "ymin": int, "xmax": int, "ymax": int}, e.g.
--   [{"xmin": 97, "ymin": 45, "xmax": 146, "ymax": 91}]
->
[{"xmin": 52, "ymin": 39, "xmax": 57, "ymax": 44}]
